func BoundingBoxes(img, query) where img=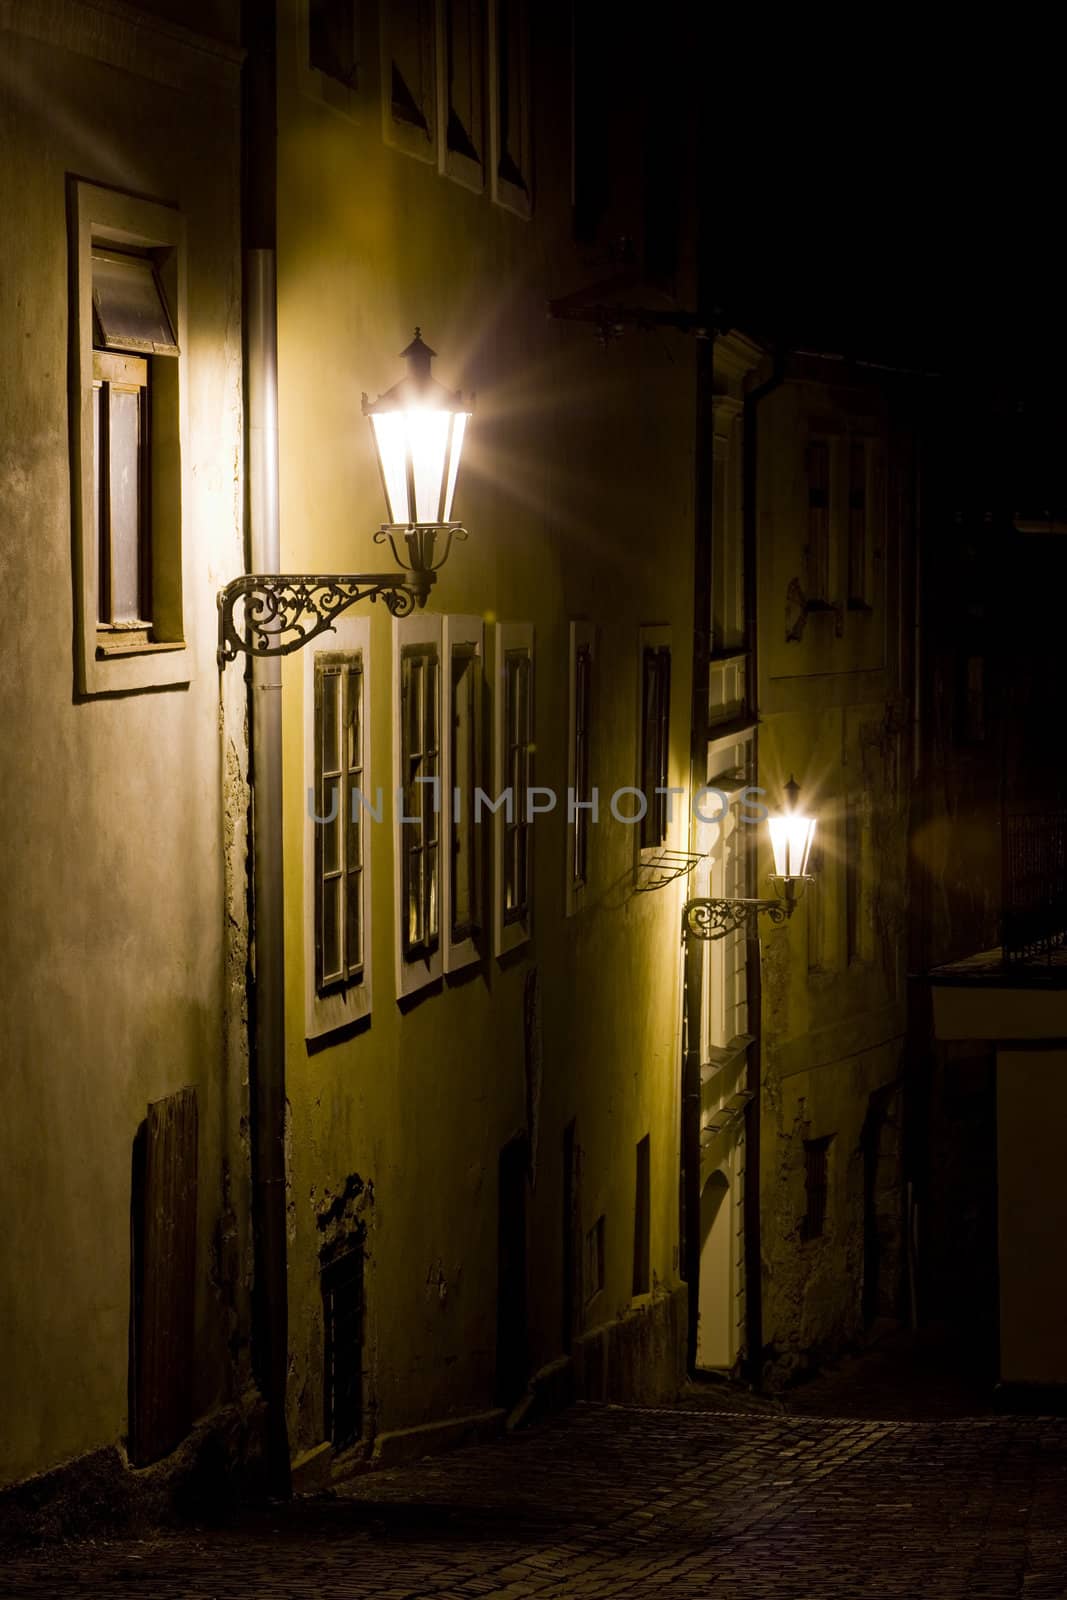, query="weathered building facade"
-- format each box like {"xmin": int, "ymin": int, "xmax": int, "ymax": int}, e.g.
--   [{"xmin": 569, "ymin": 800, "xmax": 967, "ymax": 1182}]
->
[
  {"xmin": 0, "ymin": 0, "xmax": 252, "ymax": 1508},
  {"xmin": 2, "ymin": 0, "xmax": 931, "ymax": 1526},
  {"xmin": 270, "ymin": 0, "xmax": 698, "ymax": 1474},
  {"xmin": 690, "ymin": 347, "xmax": 915, "ymax": 1387}
]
